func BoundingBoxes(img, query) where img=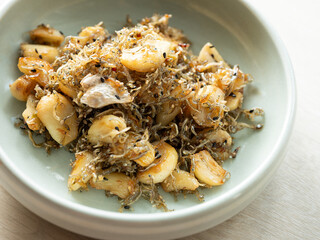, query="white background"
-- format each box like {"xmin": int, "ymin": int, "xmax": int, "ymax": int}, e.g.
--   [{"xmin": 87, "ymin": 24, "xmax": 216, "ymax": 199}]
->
[{"xmin": 0, "ymin": 0, "xmax": 319, "ymax": 239}]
